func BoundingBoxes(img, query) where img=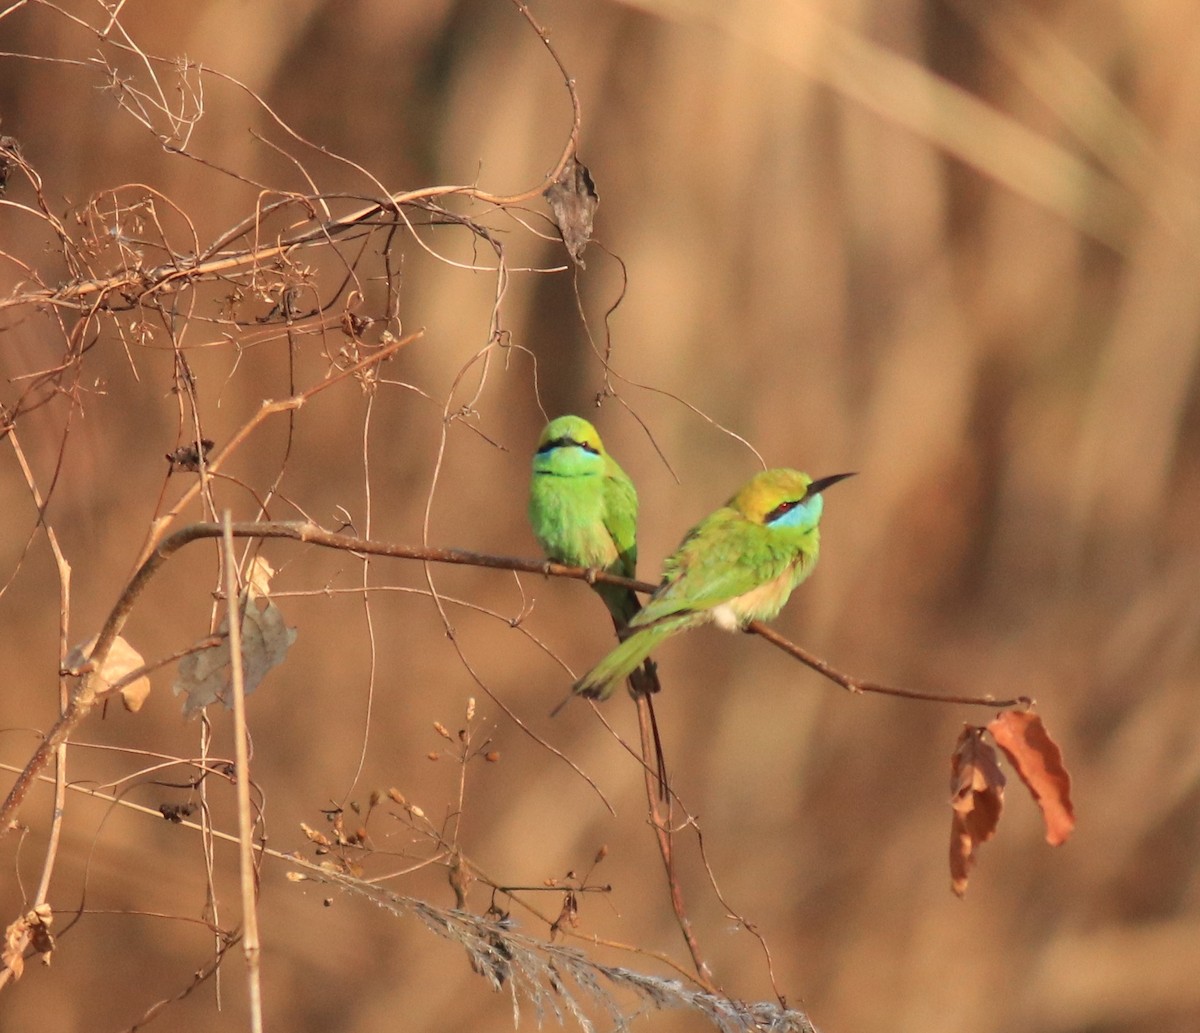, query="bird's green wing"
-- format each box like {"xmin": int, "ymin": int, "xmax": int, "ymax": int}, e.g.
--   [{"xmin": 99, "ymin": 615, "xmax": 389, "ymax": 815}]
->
[
  {"xmin": 631, "ymin": 508, "xmax": 793, "ymax": 628},
  {"xmin": 601, "ymin": 460, "xmax": 639, "ymax": 580}
]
